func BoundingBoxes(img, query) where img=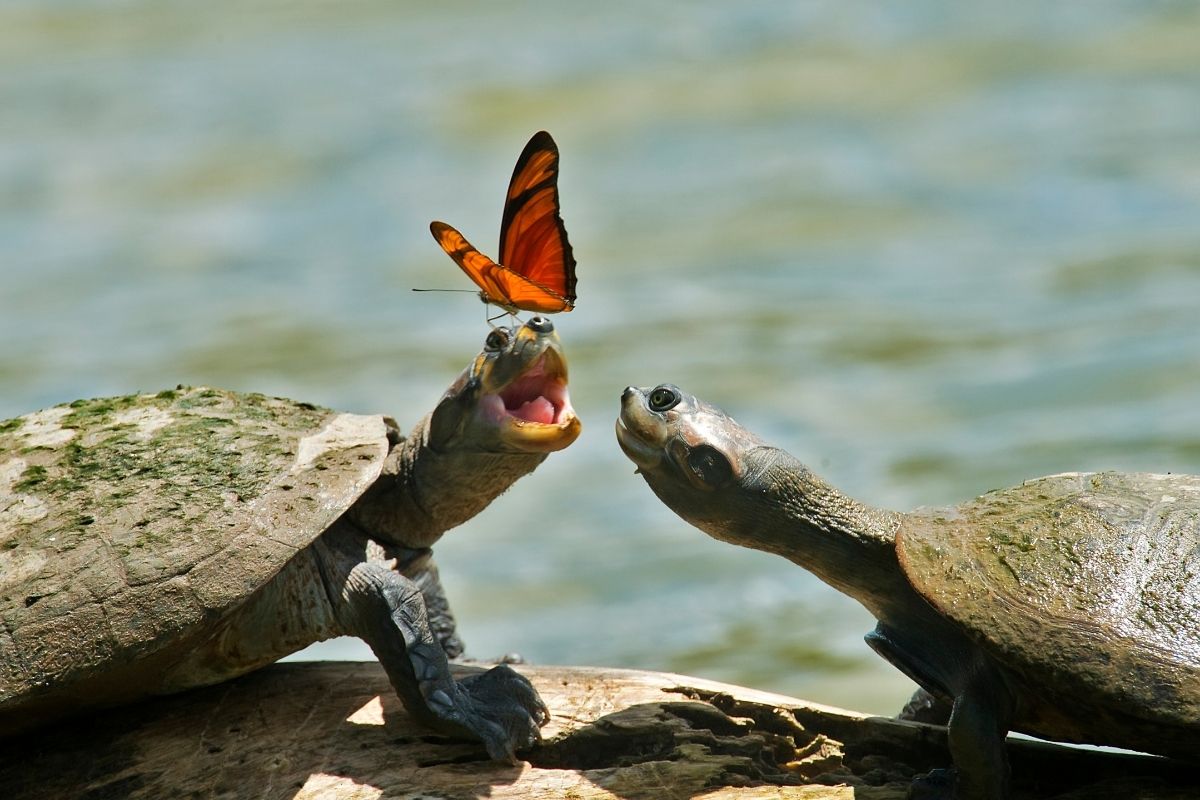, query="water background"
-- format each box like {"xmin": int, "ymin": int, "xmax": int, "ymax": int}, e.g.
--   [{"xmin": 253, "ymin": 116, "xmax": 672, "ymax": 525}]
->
[{"xmin": 4, "ymin": 1, "xmax": 1200, "ymax": 715}]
